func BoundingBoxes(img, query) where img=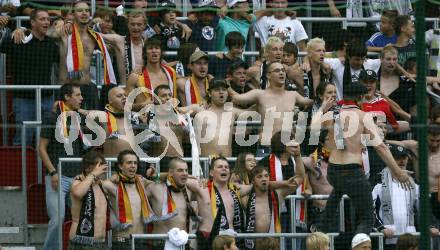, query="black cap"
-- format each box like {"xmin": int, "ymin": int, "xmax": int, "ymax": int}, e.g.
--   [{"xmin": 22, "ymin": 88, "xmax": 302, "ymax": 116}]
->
[
  {"xmin": 208, "ymin": 79, "xmax": 229, "ymax": 90},
  {"xmin": 196, "ymin": 0, "xmax": 220, "ymax": 9},
  {"xmin": 343, "ymin": 80, "xmax": 368, "ymax": 98},
  {"xmin": 227, "ymin": 60, "xmax": 248, "ymax": 75},
  {"xmin": 387, "ymin": 143, "xmax": 409, "ymax": 158},
  {"xmin": 359, "ymin": 69, "xmax": 378, "ymax": 81}
]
